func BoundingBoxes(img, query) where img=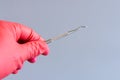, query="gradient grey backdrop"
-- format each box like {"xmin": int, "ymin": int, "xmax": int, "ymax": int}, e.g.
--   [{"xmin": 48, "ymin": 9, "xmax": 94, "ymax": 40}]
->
[{"xmin": 1, "ymin": 0, "xmax": 120, "ymax": 80}]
